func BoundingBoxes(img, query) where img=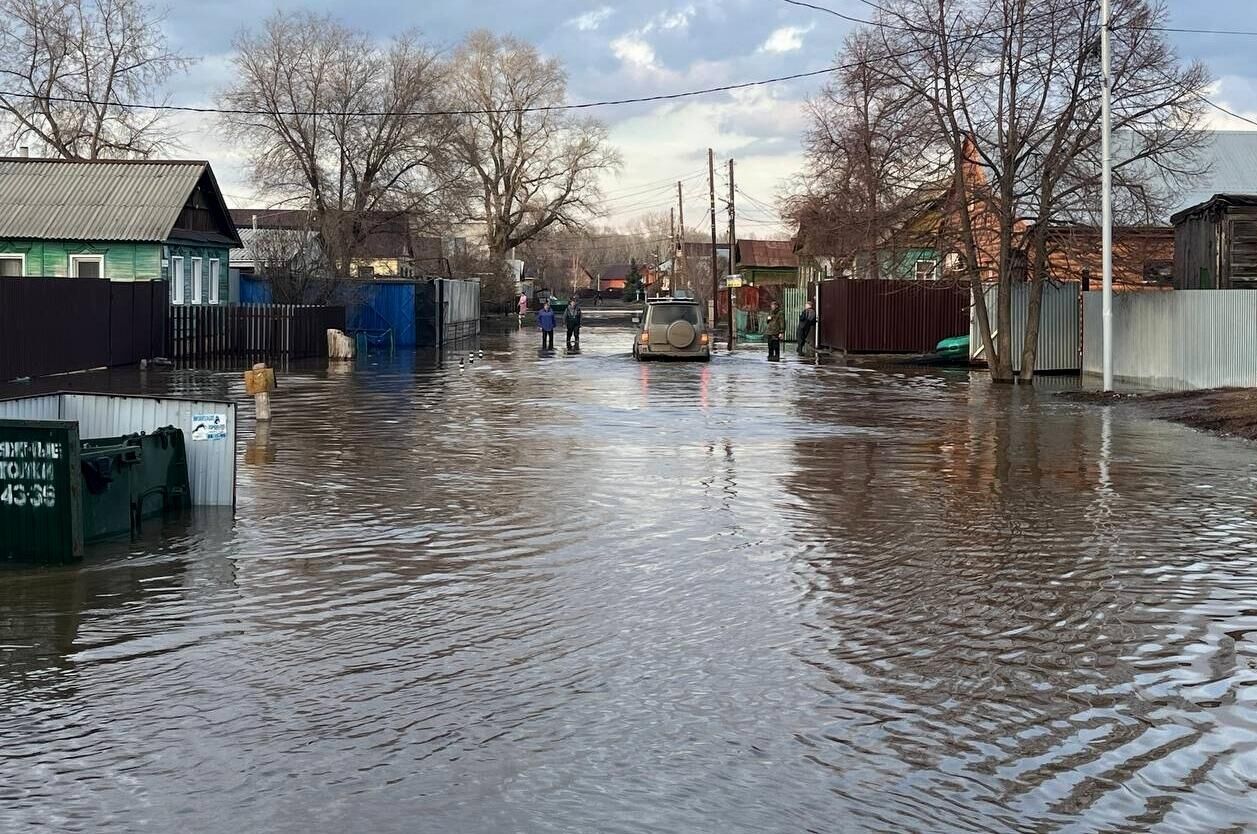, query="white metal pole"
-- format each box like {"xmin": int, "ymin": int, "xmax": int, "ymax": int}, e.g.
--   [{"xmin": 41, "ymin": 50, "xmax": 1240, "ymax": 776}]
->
[{"xmin": 1101, "ymin": 0, "xmax": 1114, "ymax": 391}]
